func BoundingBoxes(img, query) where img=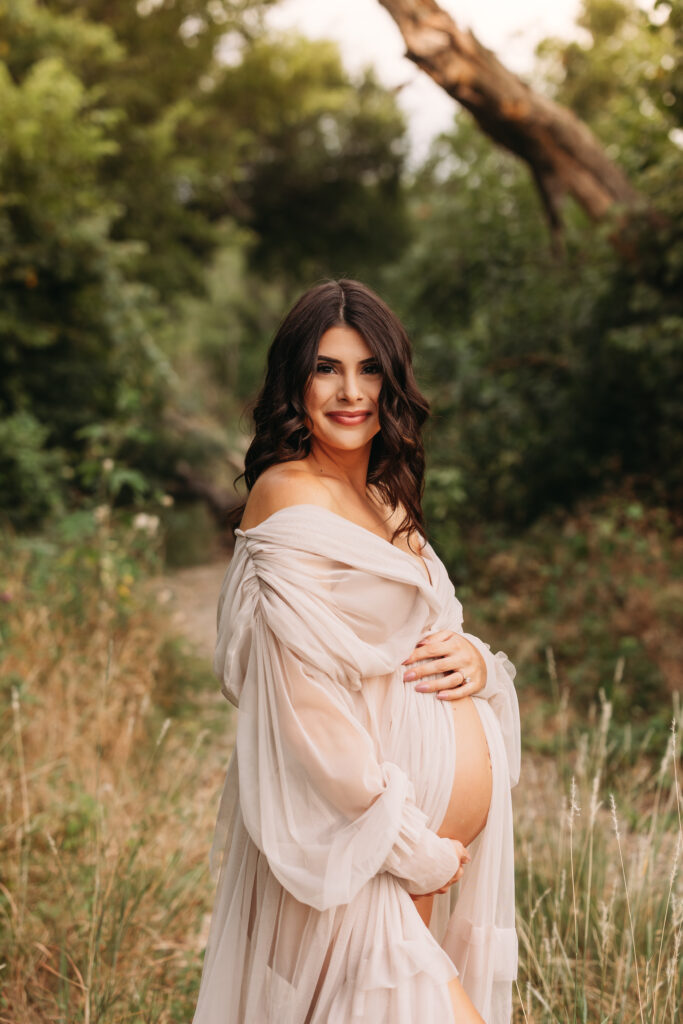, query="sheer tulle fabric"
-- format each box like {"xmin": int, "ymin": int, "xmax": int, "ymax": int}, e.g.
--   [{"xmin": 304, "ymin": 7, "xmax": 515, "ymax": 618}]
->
[{"xmin": 192, "ymin": 505, "xmax": 520, "ymax": 1023}]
